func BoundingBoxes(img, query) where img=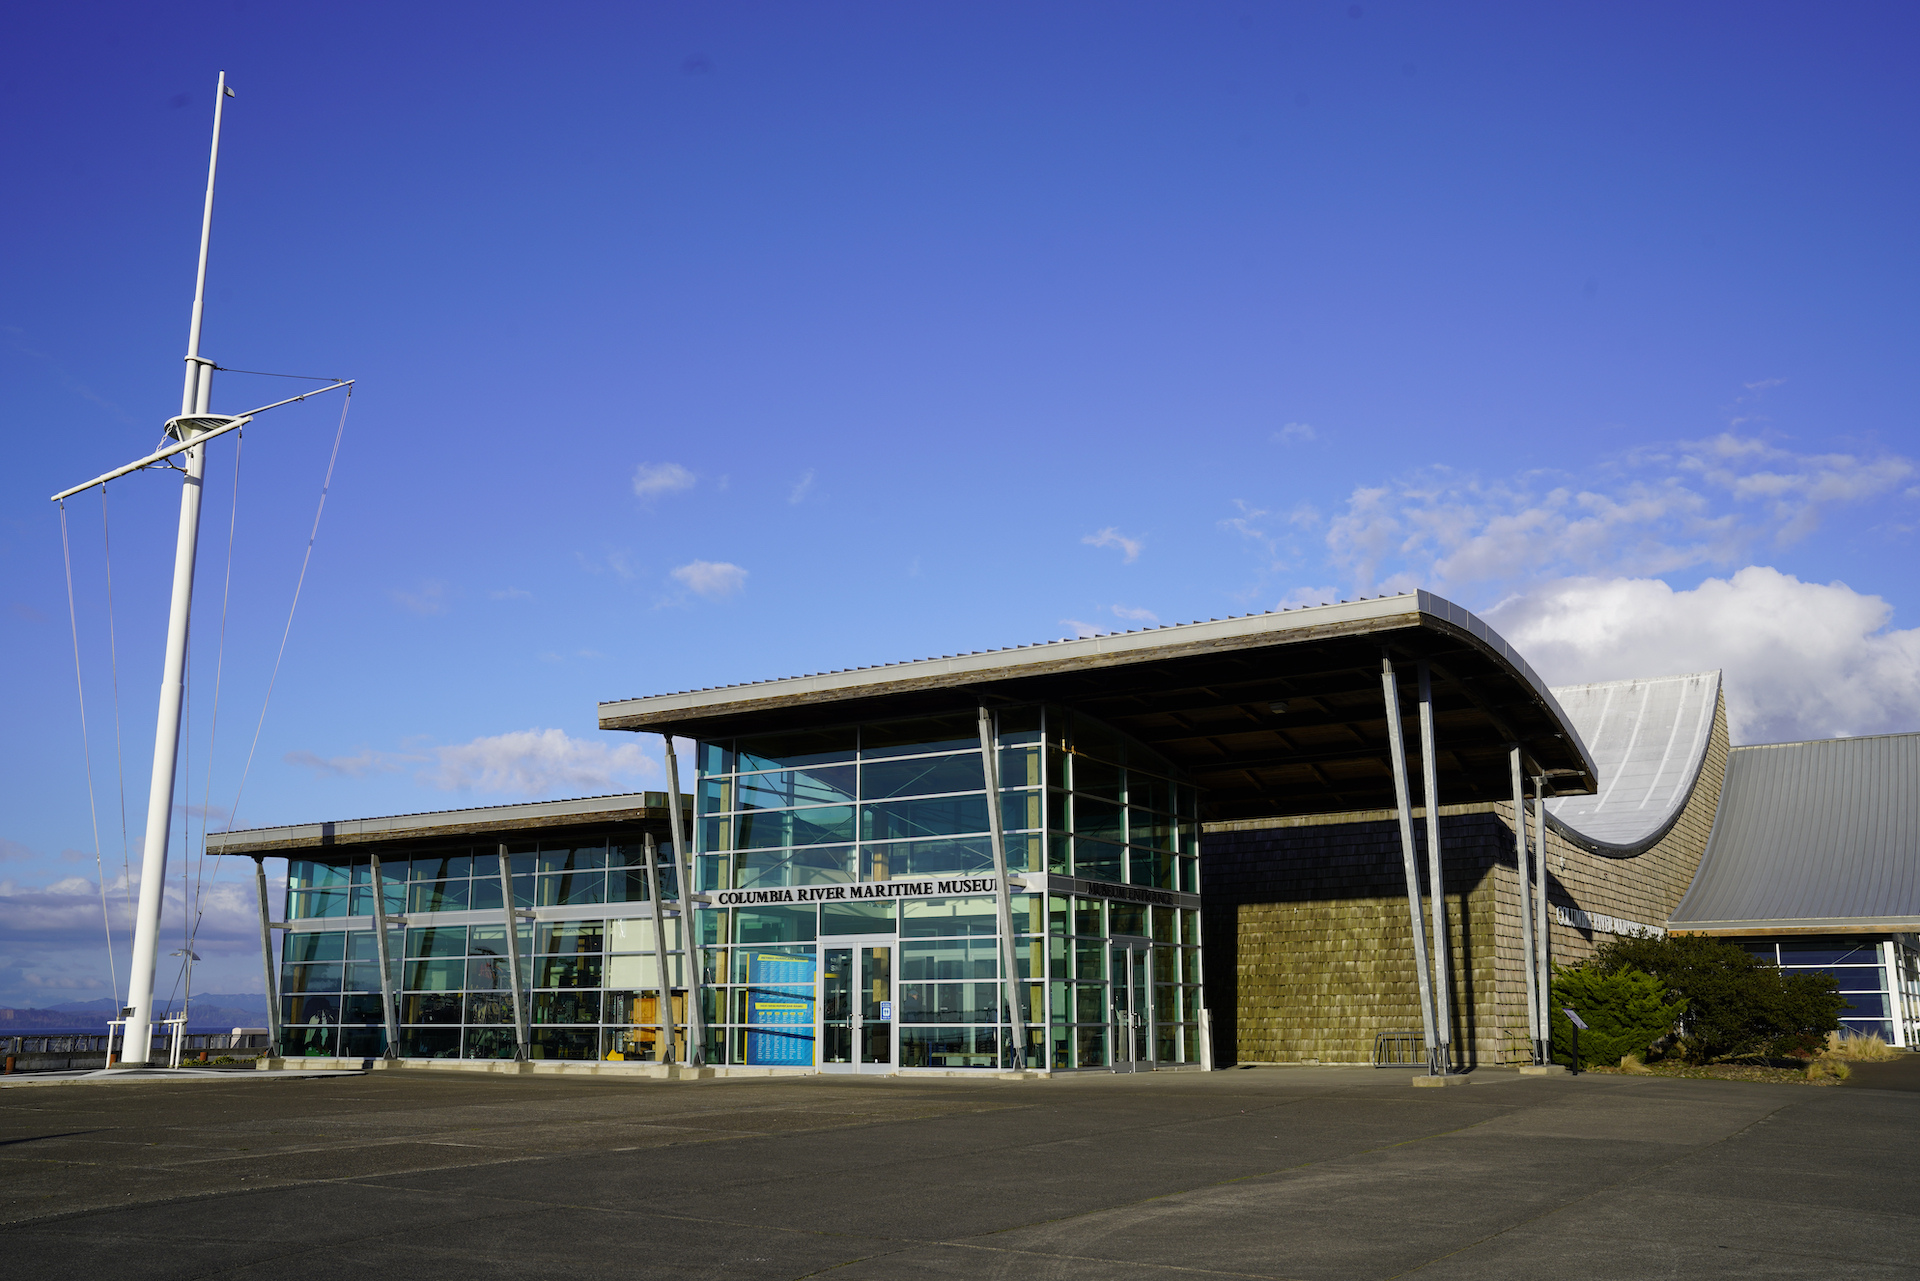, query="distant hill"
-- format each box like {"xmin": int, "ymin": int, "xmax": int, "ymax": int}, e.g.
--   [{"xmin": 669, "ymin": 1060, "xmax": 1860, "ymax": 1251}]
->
[{"xmin": 0, "ymin": 992, "xmax": 269, "ymax": 1031}]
